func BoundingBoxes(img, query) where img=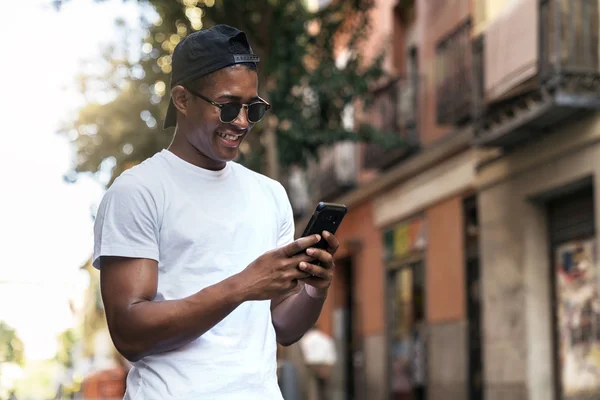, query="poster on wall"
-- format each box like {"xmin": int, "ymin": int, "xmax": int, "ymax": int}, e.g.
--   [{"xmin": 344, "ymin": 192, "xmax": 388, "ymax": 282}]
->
[
  {"xmin": 383, "ymin": 217, "xmax": 427, "ymax": 262},
  {"xmin": 389, "ymin": 264, "xmax": 427, "ymax": 399},
  {"xmin": 390, "ymin": 269, "xmax": 412, "ymax": 398},
  {"xmin": 556, "ymin": 238, "xmax": 600, "ymax": 397}
]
